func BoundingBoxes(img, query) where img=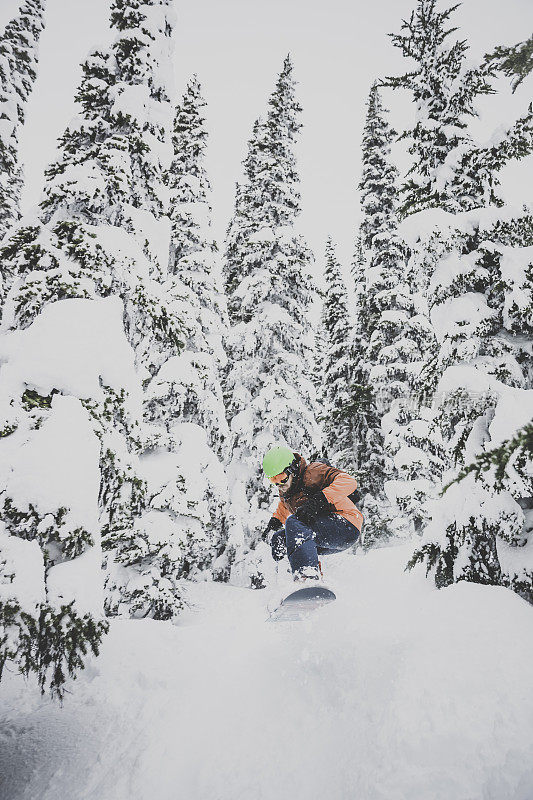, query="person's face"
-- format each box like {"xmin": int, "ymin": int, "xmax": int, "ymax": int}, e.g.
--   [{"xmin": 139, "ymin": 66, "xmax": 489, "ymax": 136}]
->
[{"xmin": 269, "ymin": 471, "xmax": 294, "ymax": 494}]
